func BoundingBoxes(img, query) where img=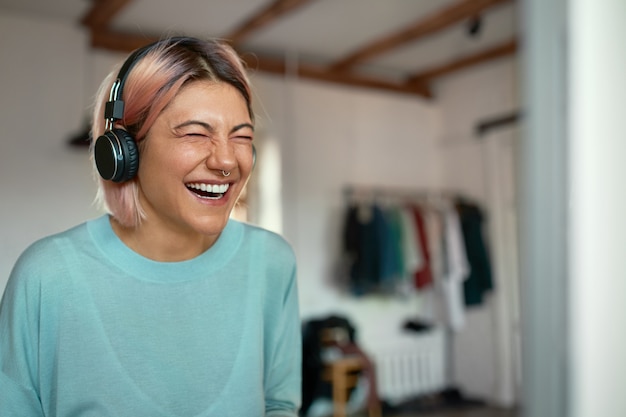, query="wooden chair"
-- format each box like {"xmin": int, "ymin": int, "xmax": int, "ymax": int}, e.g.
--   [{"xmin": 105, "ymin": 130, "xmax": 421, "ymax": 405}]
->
[{"xmin": 320, "ymin": 329, "xmax": 382, "ymax": 417}]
